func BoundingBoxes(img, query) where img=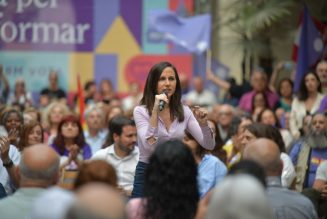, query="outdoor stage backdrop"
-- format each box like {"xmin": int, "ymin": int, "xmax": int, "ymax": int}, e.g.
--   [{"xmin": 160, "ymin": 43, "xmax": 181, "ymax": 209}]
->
[{"xmin": 0, "ymin": 0, "xmax": 195, "ymax": 100}]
